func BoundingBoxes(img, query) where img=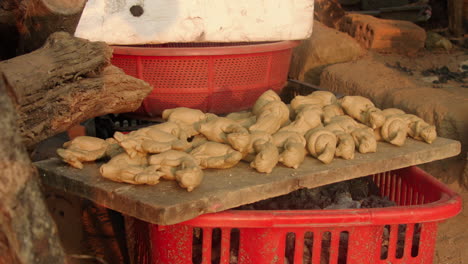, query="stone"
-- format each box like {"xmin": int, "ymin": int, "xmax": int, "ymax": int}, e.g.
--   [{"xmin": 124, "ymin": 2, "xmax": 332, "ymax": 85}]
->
[
  {"xmin": 320, "ymin": 58, "xmax": 468, "ymax": 186},
  {"xmin": 339, "ymin": 14, "xmax": 426, "ymax": 54},
  {"xmin": 425, "ymin": 31, "xmax": 453, "ymax": 51},
  {"xmin": 314, "ymin": 0, "xmax": 346, "ymax": 28},
  {"xmin": 289, "ymin": 21, "xmax": 366, "ymax": 84}
]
